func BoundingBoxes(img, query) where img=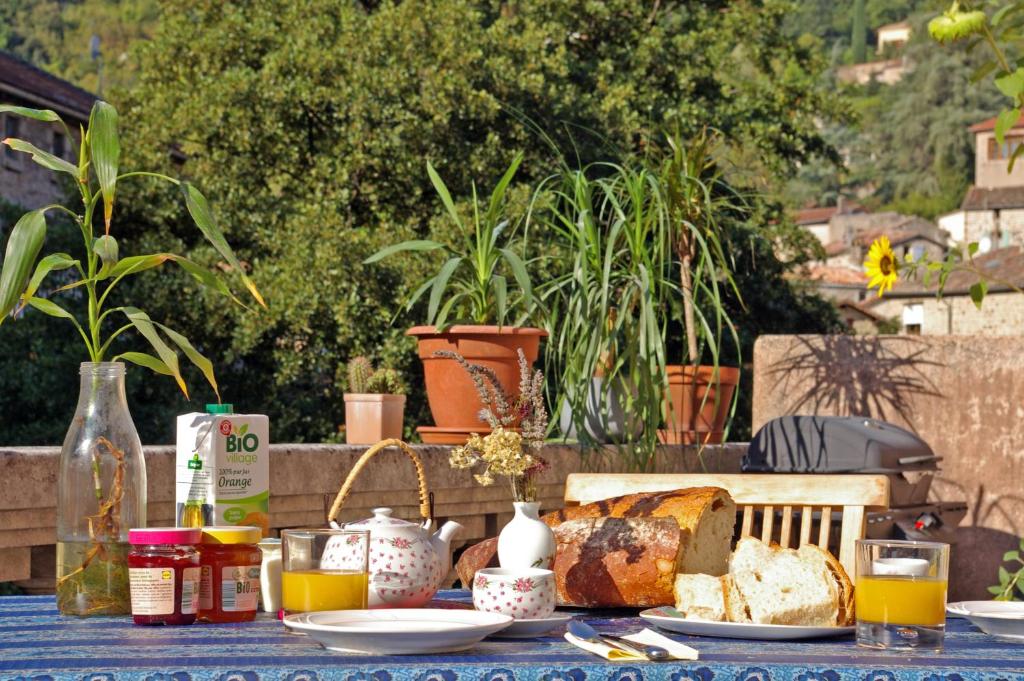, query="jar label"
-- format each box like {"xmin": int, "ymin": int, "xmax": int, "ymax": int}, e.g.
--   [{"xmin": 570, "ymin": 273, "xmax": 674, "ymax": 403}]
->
[
  {"xmin": 221, "ymin": 565, "xmax": 260, "ymax": 611},
  {"xmin": 129, "ymin": 567, "xmax": 175, "ymax": 616},
  {"xmin": 181, "ymin": 567, "xmax": 200, "ymax": 614},
  {"xmin": 199, "ymin": 565, "xmax": 213, "ymax": 610}
]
